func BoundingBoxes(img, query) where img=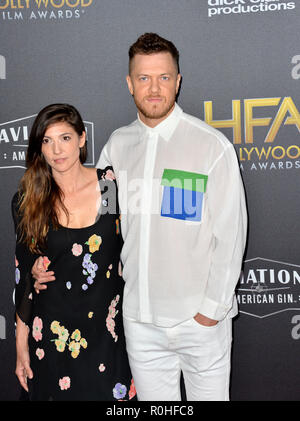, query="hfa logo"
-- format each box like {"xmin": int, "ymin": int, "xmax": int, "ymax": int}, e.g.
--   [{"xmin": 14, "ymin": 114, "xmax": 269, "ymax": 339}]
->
[
  {"xmin": 0, "ymin": 55, "xmax": 5, "ymax": 79},
  {"xmin": 0, "ymin": 115, "xmax": 95, "ymax": 169},
  {"xmin": 237, "ymin": 257, "xmax": 300, "ymax": 318},
  {"xmin": 204, "ymin": 97, "xmax": 300, "ymax": 172}
]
